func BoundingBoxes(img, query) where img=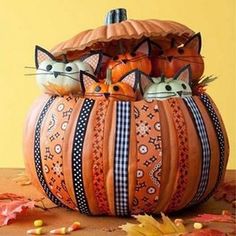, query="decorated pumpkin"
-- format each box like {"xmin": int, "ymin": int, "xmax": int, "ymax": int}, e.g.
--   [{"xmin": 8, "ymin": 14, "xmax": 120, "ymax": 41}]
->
[
  {"xmin": 23, "ymin": 8, "xmax": 229, "ymax": 216},
  {"xmin": 151, "ymin": 33, "xmax": 204, "ymax": 80}
]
